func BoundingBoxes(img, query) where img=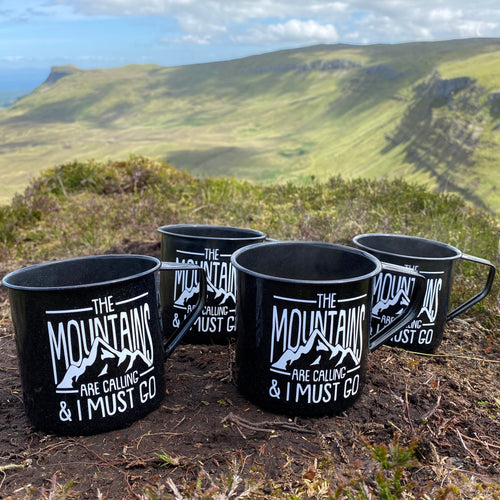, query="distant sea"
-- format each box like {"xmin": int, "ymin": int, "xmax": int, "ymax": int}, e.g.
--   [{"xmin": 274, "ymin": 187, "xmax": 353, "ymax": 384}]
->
[
  {"xmin": 0, "ymin": 67, "xmax": 49, "ymax": 106},
  {"xmin": 0, "ymin": 89, "xmax": 29, "ymax": 107}
]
